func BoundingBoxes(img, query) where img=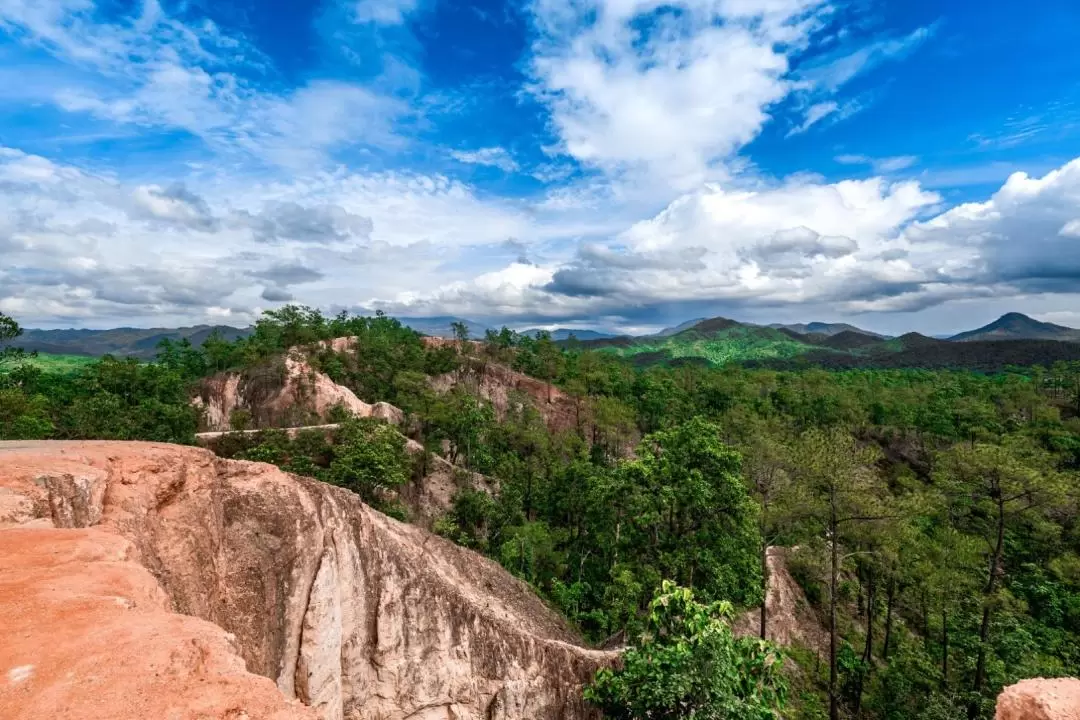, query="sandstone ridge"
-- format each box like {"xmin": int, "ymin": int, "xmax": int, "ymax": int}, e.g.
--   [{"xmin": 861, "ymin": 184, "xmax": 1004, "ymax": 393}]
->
[
  {"xmin": 0, "ymin": 441, "xmax": 613, "ymax": 720},
  {"xmin": 195, "ymin": 352, "xmax": 404, "ymax": 432}
]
